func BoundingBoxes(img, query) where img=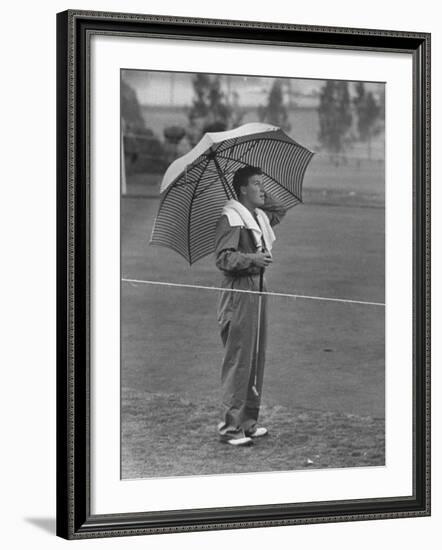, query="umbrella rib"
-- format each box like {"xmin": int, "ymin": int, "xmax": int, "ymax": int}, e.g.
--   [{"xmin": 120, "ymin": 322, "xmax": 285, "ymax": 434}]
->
[
  {"xmin": 219, "ymin": 138, "xmax": 259, "ymax": 174},
  {"xmin": 219, "ymin": 134, "xmax": 311, "ymax": 152},
  {"xmin": 214, "ymin": 152, "xmax": 309, "ymax": 203},
  {"xmin": 218, "ymin": 136, "xmax": 314, "ymax": 201},
  {"xmin": 213, "ymin": 156, "xmax": 236, "ymax": 199},
  {"xmin": 149, "ymin": 174, "xmax": 180, "ymax": 244},
  {"xmin": 187, "ymin": 139, "xmax": 284, "ymax": 200},
  {"xmin": 217, "ymin": 136, "xmax": 315, "ymax": 188},
  {"xmin": 187, "ymin": 157, "xmax": 211, "ymax": 264}
]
